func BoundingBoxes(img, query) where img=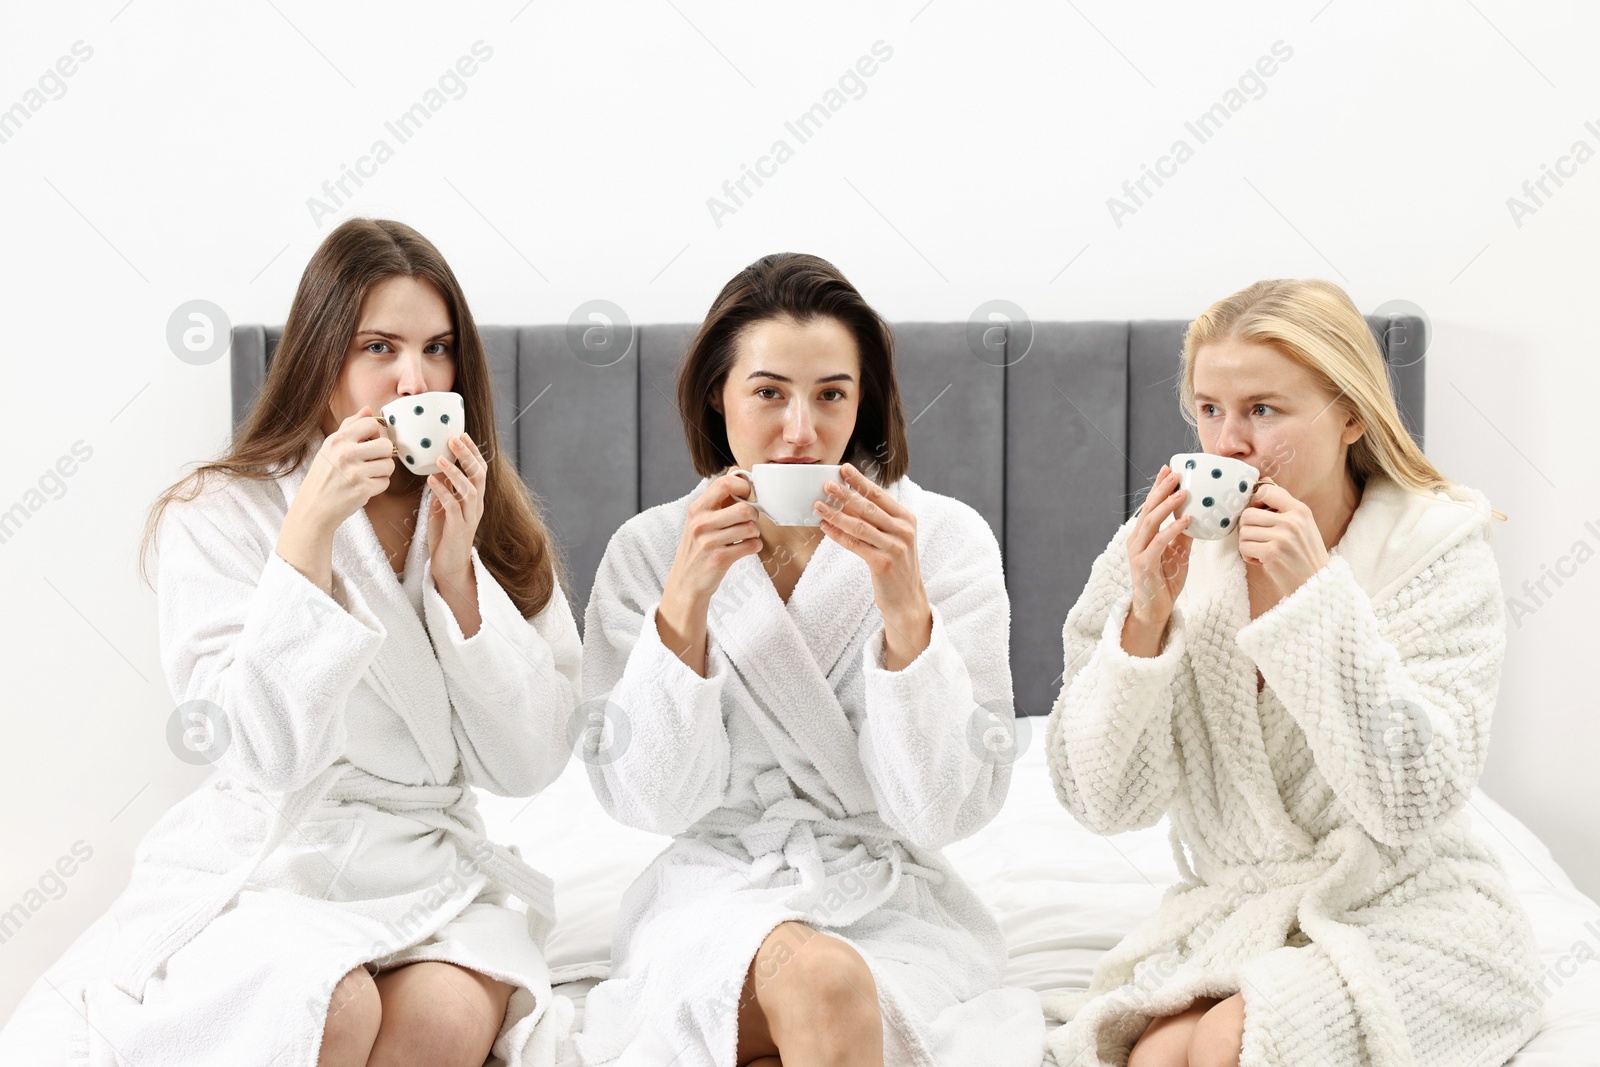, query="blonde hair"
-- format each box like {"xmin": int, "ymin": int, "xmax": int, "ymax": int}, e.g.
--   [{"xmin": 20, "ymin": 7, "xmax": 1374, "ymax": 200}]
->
[{"xmin": 1179, "ymin": 279, "xmax": 1505, "ymax": 524}]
